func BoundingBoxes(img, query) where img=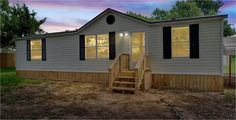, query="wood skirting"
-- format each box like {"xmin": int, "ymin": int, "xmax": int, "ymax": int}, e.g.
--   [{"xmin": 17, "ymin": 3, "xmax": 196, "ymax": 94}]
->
[
  {"xmin": 152, "ymin": 74, "xmax": 224, "ymax": 92},
  {"xmin": 16, "ymin": 70, "xmax": 109, "ymax": 84},
  {"xmin": 16, "ymin": 70, "xmax": 224, "ymax": 91}
]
